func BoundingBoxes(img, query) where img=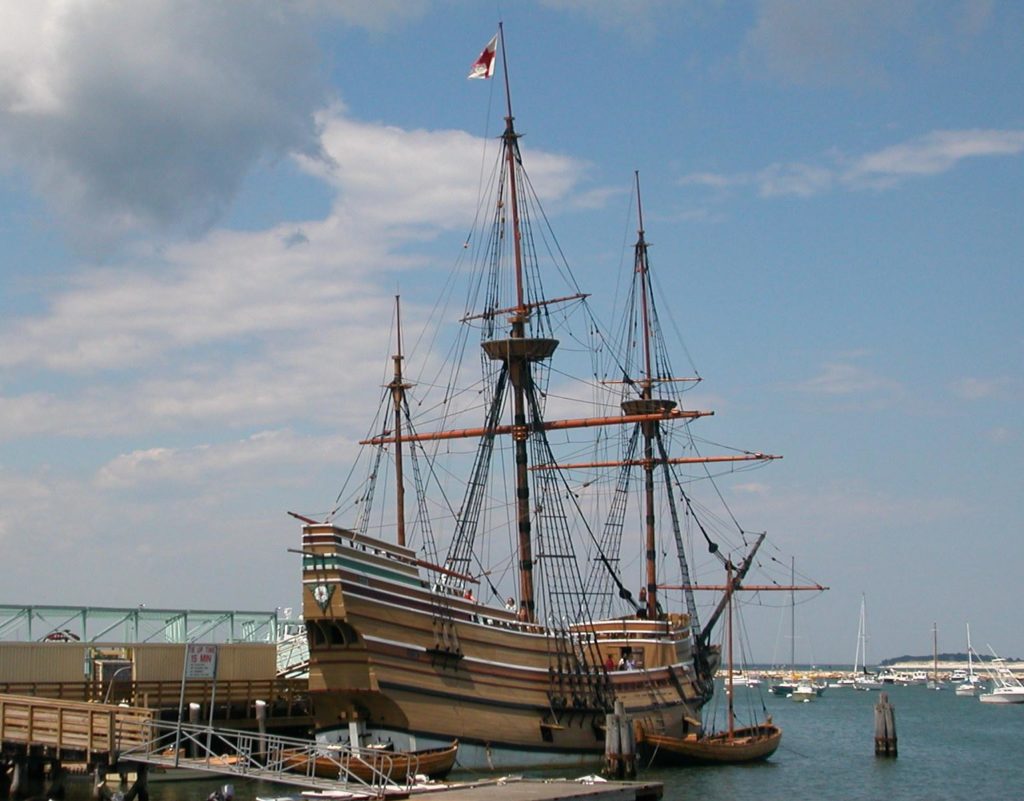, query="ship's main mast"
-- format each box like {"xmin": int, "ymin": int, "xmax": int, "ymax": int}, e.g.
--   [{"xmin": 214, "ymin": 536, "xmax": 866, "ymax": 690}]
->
[{"xmin": 498, "ymin": 40, "xmax": 541, "ymax": 621}]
